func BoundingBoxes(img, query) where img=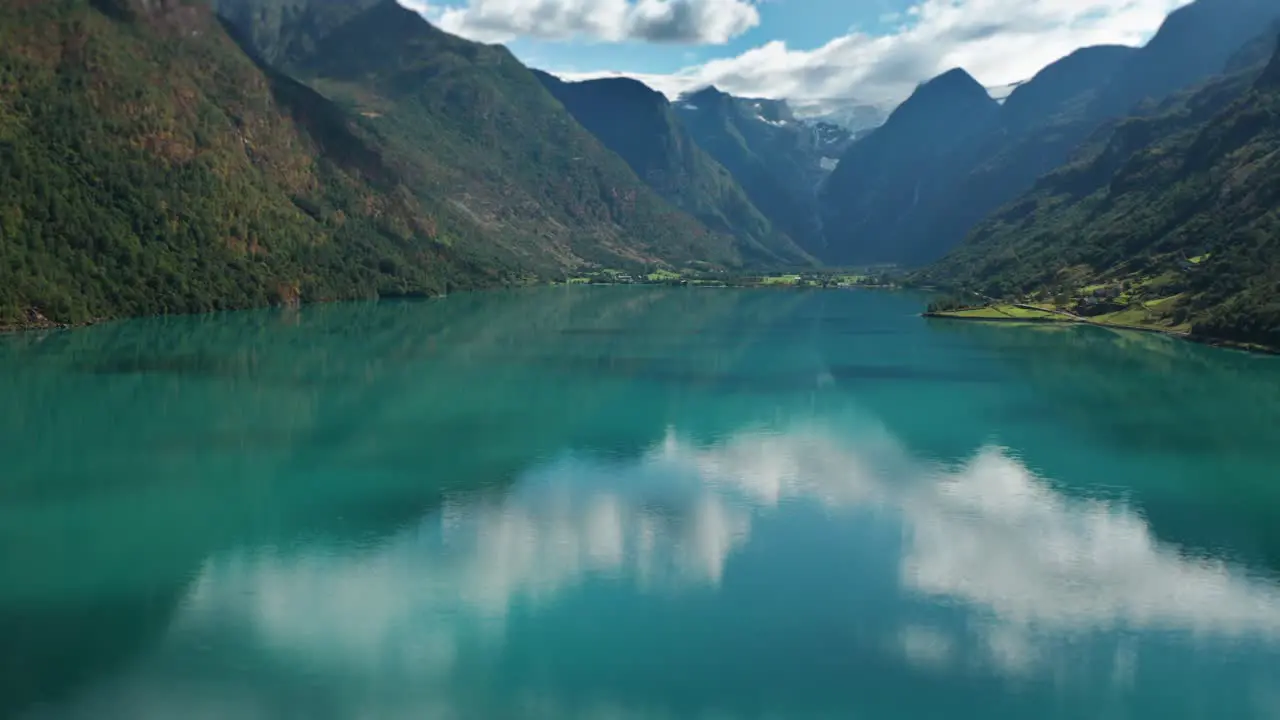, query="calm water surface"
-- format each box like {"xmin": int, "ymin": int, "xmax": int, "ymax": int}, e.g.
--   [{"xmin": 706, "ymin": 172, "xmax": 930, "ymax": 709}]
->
[{"xmin": 4, "ymin": 287, "xmax": 1280, "ymax": 719}]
